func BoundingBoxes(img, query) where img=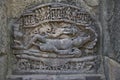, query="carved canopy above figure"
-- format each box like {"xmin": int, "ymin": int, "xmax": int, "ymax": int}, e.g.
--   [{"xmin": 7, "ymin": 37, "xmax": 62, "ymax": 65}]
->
[{"xmin": 12, "ymin": 3, "xmax": 100, "ymax": 74}]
